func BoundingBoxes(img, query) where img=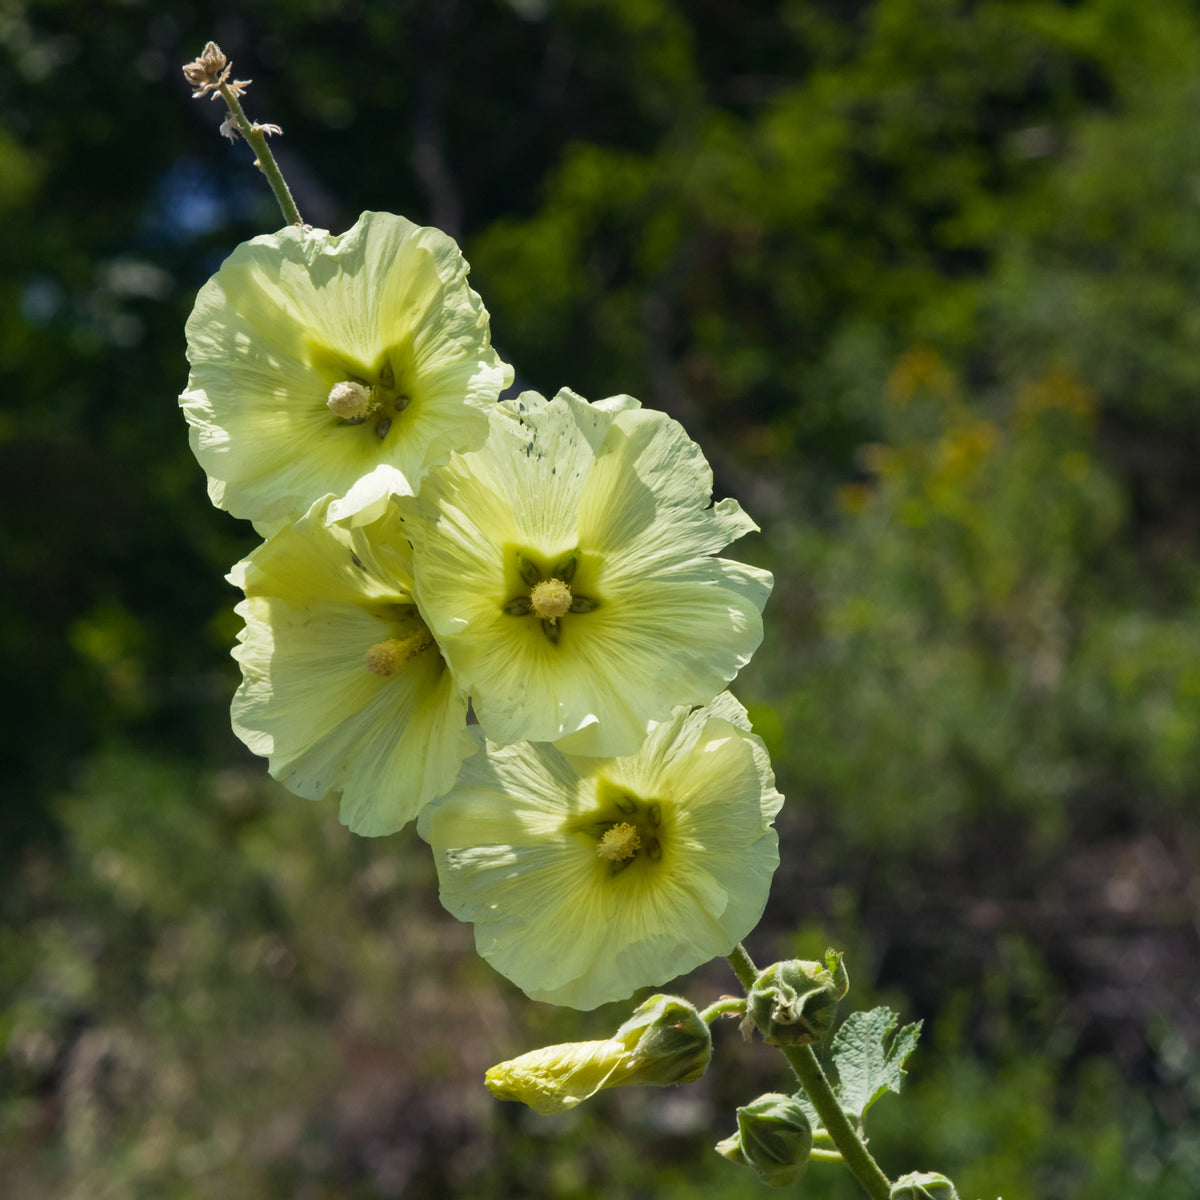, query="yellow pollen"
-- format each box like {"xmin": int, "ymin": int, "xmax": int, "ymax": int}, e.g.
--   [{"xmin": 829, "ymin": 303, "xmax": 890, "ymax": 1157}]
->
[
  {"xmin": 365, "ymin": 628, "xmax": 433, "ymax": 676},
  {"xmin": 327, "ymin": 380, "xmax": 374, "ymax": 420},
  {"xmin": 597, "ymin": 822, "xmax": 641, "ymax": 863},
  {"xmin": 530, "ymin": 578, "xmax": 572, "ymax": 621}
]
